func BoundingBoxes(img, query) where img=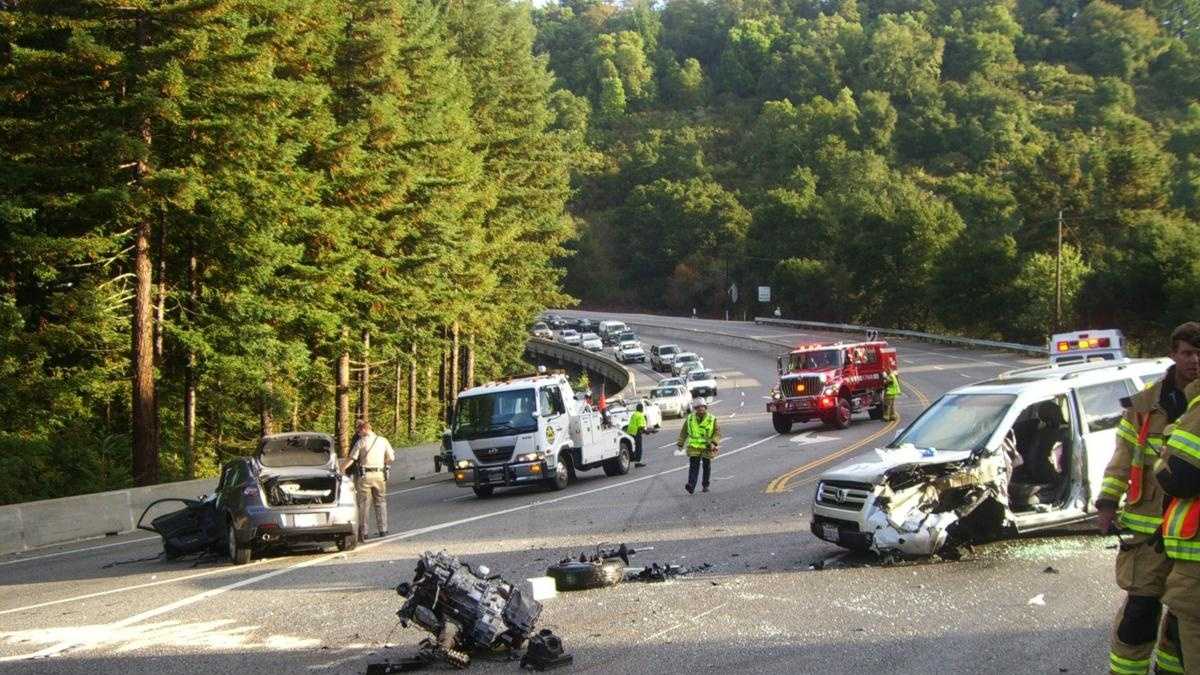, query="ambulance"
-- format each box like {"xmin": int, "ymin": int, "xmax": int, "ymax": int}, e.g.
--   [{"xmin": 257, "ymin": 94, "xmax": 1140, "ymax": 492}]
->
[{"xmin": 1048, "ymin": 329, "xmax": 1126, "ymax": 365}]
